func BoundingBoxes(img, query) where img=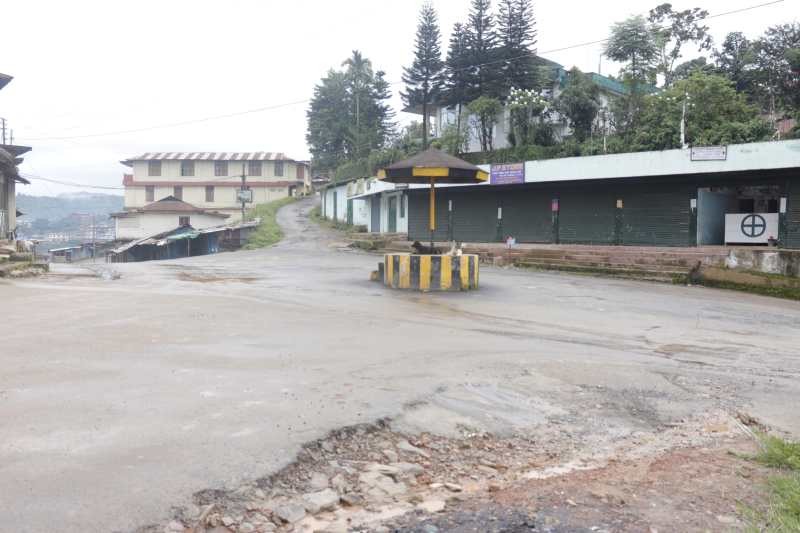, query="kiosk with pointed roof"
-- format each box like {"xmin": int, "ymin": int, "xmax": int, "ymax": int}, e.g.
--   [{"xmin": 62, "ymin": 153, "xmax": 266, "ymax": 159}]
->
[{"xmin": 378, "ymin": 148, "xmax": 488, "ymax": 249}]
